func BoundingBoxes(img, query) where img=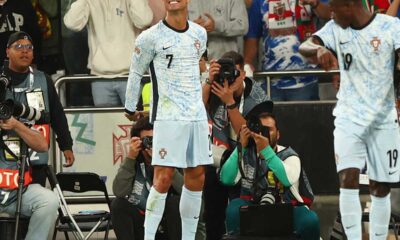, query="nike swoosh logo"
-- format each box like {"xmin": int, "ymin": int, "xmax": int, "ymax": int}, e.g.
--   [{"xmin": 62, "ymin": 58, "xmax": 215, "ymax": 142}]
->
[
  {"xmin": 194, "ymin": 216, "xmax": 199, "ymax": 219},
  {"xmin": 208, "ymin": 154, "xmax": 213, "ymax": 158},
  {"xmin": 162, "ymin": 46, "xmax": 172, "ymax": 50},
  {"xmin": 345, "ymin": 224, "xmax": 356, "ymax": 229},
  {"xmin": 389, "ymin": 170, "xmax": 398, "ymax": 175},
  {"xmin": 375, "ymin": 233, "xmax": 386, "ymax": 236},
  {"xmin": 339, "ymin": 41, "xmax": 349, "ymax": 45}
]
